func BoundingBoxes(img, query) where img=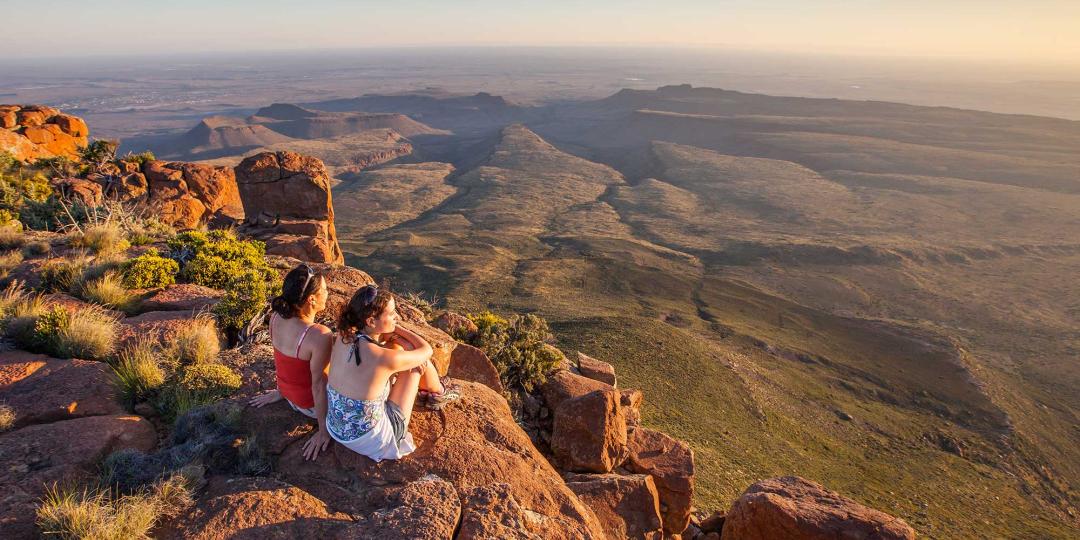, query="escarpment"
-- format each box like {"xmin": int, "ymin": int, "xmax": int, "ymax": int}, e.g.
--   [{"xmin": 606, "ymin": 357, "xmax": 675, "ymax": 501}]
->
[{"xmin": 0, "ymin": 108, "xmax": 917, "ymax": 539}]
